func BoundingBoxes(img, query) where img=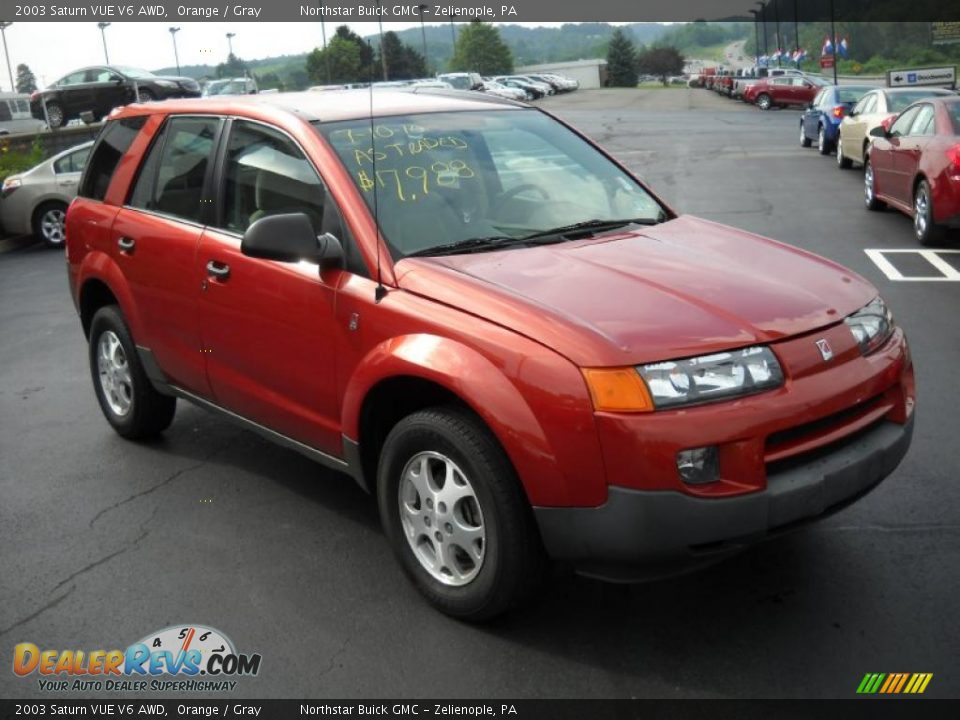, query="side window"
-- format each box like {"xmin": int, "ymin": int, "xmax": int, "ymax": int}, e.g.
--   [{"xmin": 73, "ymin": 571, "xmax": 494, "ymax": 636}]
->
[
  {"xmin": 53, "ymin": 145, "xmax": 92, "ymax": 174},
  {"xmin": 128, "ymin": 116, "xmax": 220, "ymax": 223},
  {"xmin": 220, "ymin": 120, "xmax": 325, "ymax": 234},
  {"xmin": 889, "ymin": 107, "xmax": 920, "ymax": 138},
  {"xmin": 94, "ymin": 68, "xmax": 120, "ymax": 83},
  {"xmin": 60, "ymin": 70, "xmax": 90, "ymax": 86},
  {"xmin": 908, "ymin": 105, "xmax": 935, "ymax": 136},
  {"xmin": 812, "ymin": 89, "xmax": 827, "ymax": 108},
  {"xmin": 78, "ymin": 116, "xmax": 147, "ymax": 201}
]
